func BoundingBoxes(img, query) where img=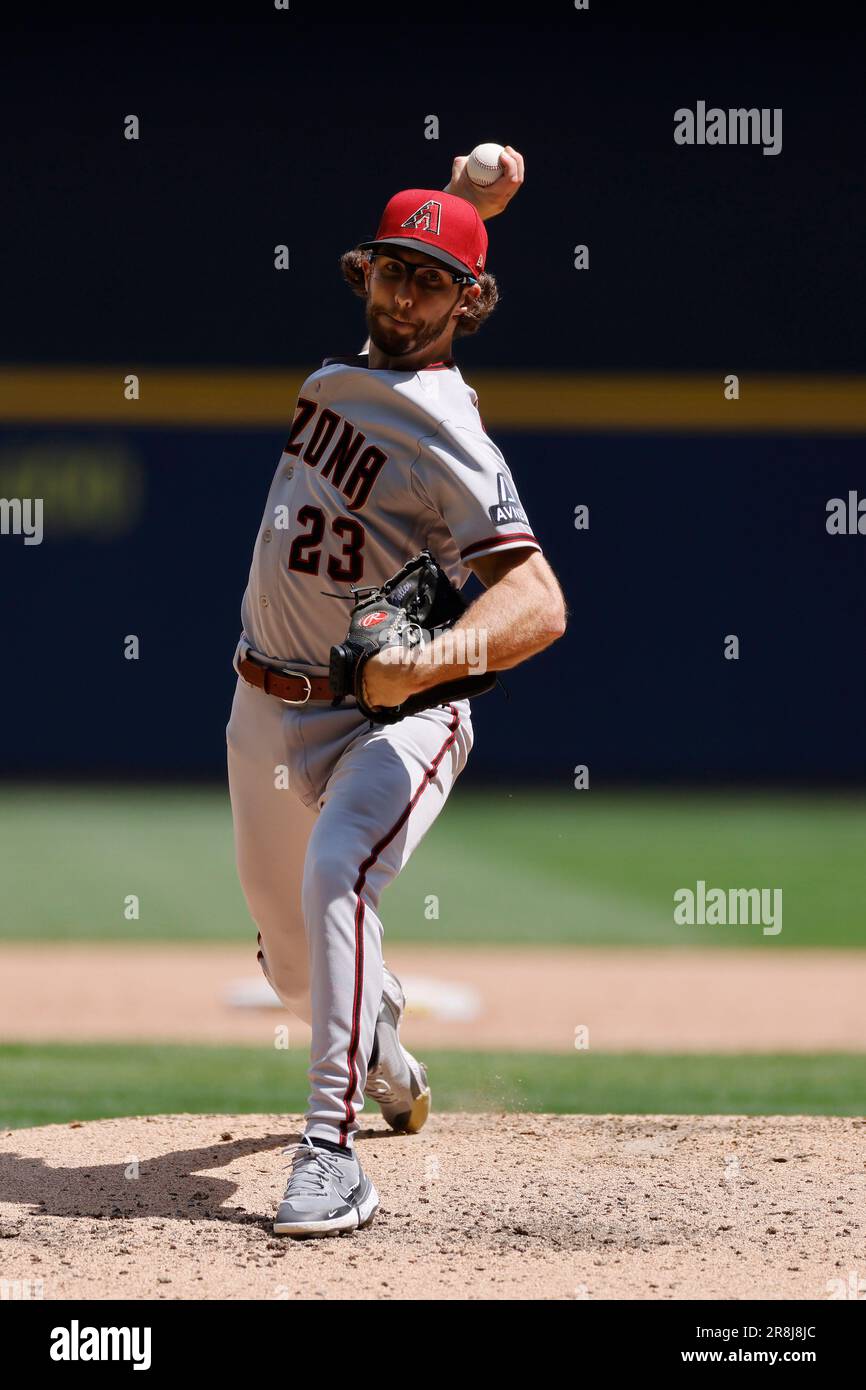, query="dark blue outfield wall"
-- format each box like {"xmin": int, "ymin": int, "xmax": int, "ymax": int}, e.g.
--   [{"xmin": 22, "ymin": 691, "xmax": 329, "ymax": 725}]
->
[{"xmin": 0, "ymin": 426, "xmax": 863, "ymax": 783}]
